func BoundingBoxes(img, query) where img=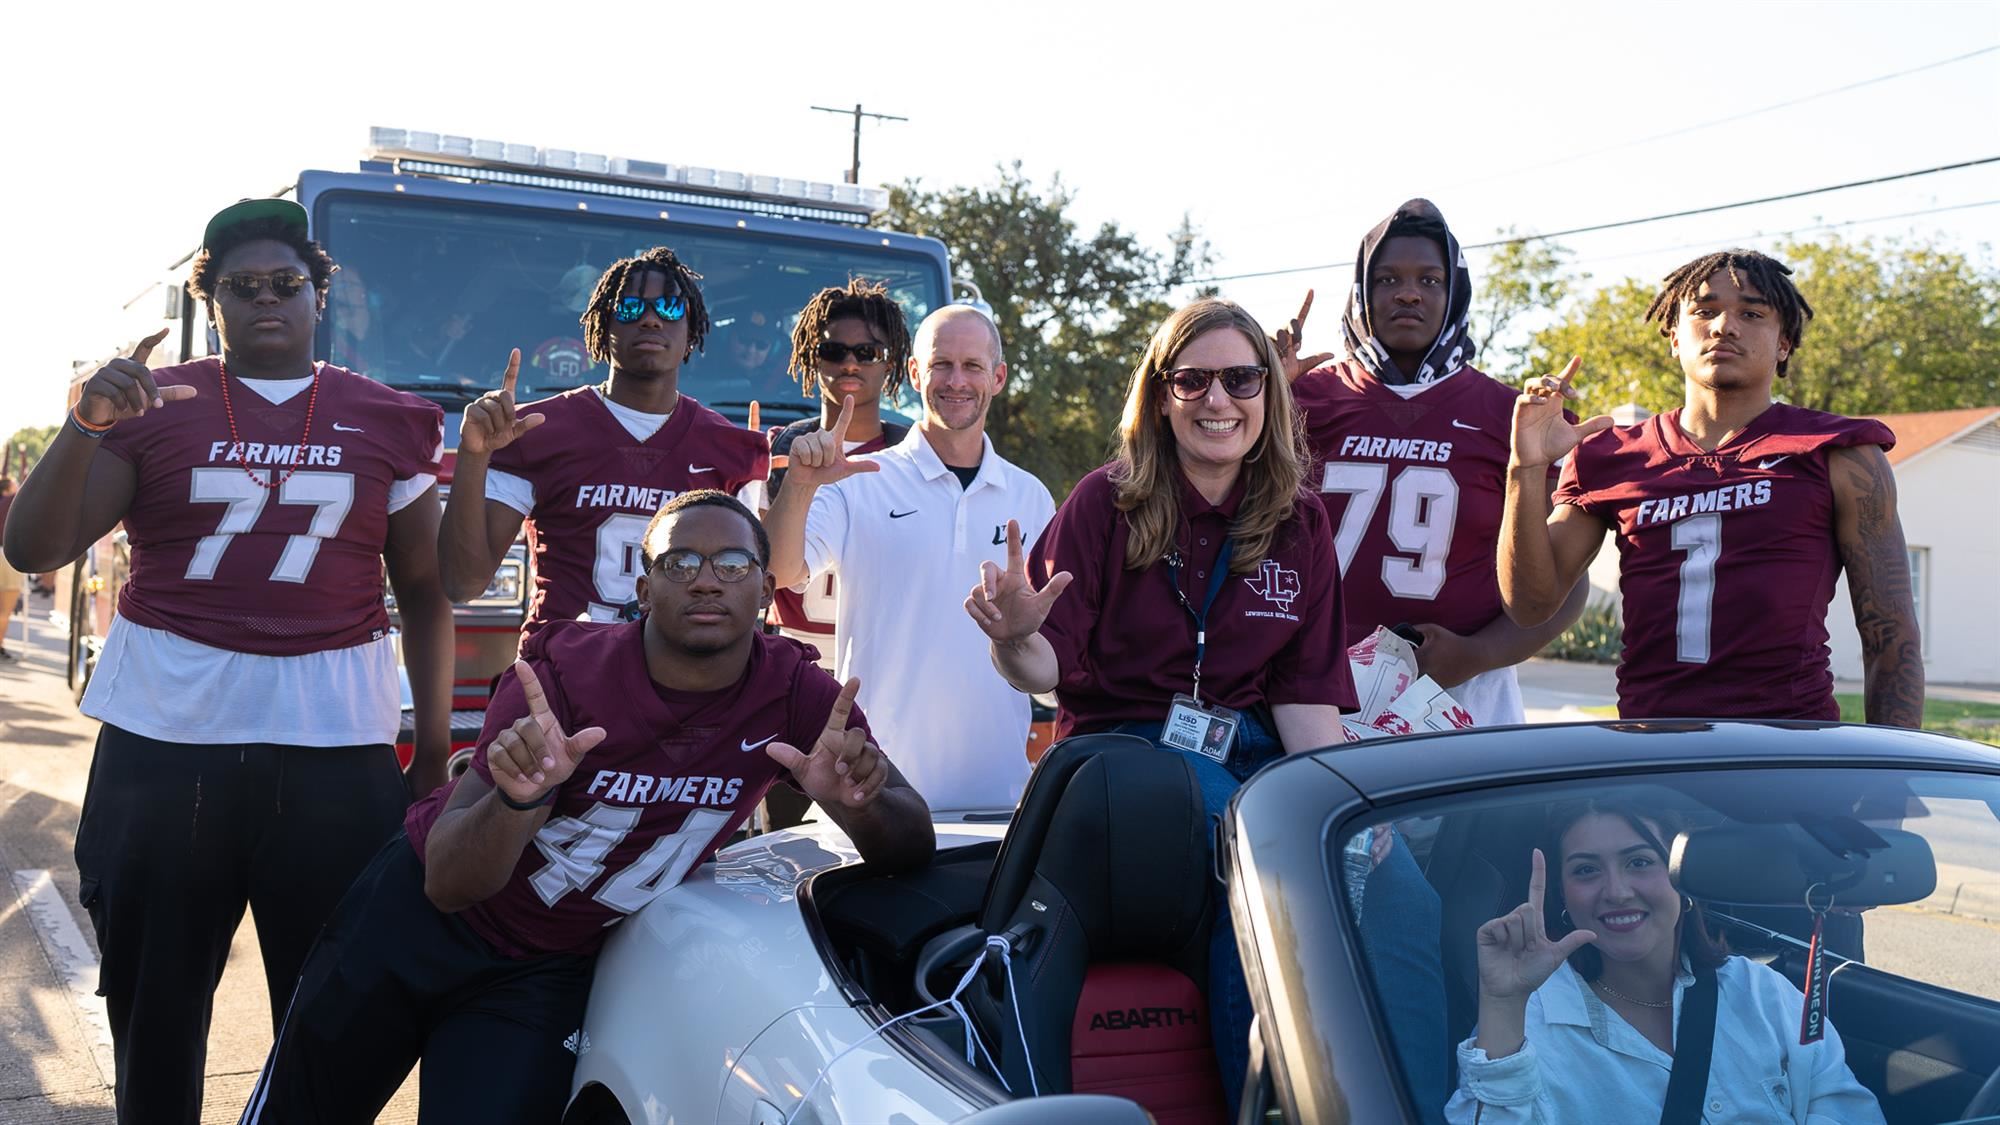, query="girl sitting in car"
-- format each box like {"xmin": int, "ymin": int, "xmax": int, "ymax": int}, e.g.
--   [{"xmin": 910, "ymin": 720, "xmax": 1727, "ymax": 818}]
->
[{"xmin": 1451, "ymin": 798, "xmax": 1884, "ymax": 1123}]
